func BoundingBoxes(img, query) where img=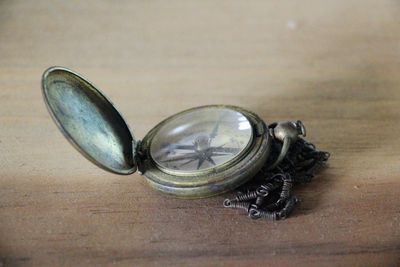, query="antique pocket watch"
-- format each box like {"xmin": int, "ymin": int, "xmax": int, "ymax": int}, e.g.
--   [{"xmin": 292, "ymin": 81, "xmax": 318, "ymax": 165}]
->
[{"xmin": 42, "ymin": 66, "xmax": 305, "ymax": 199}]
